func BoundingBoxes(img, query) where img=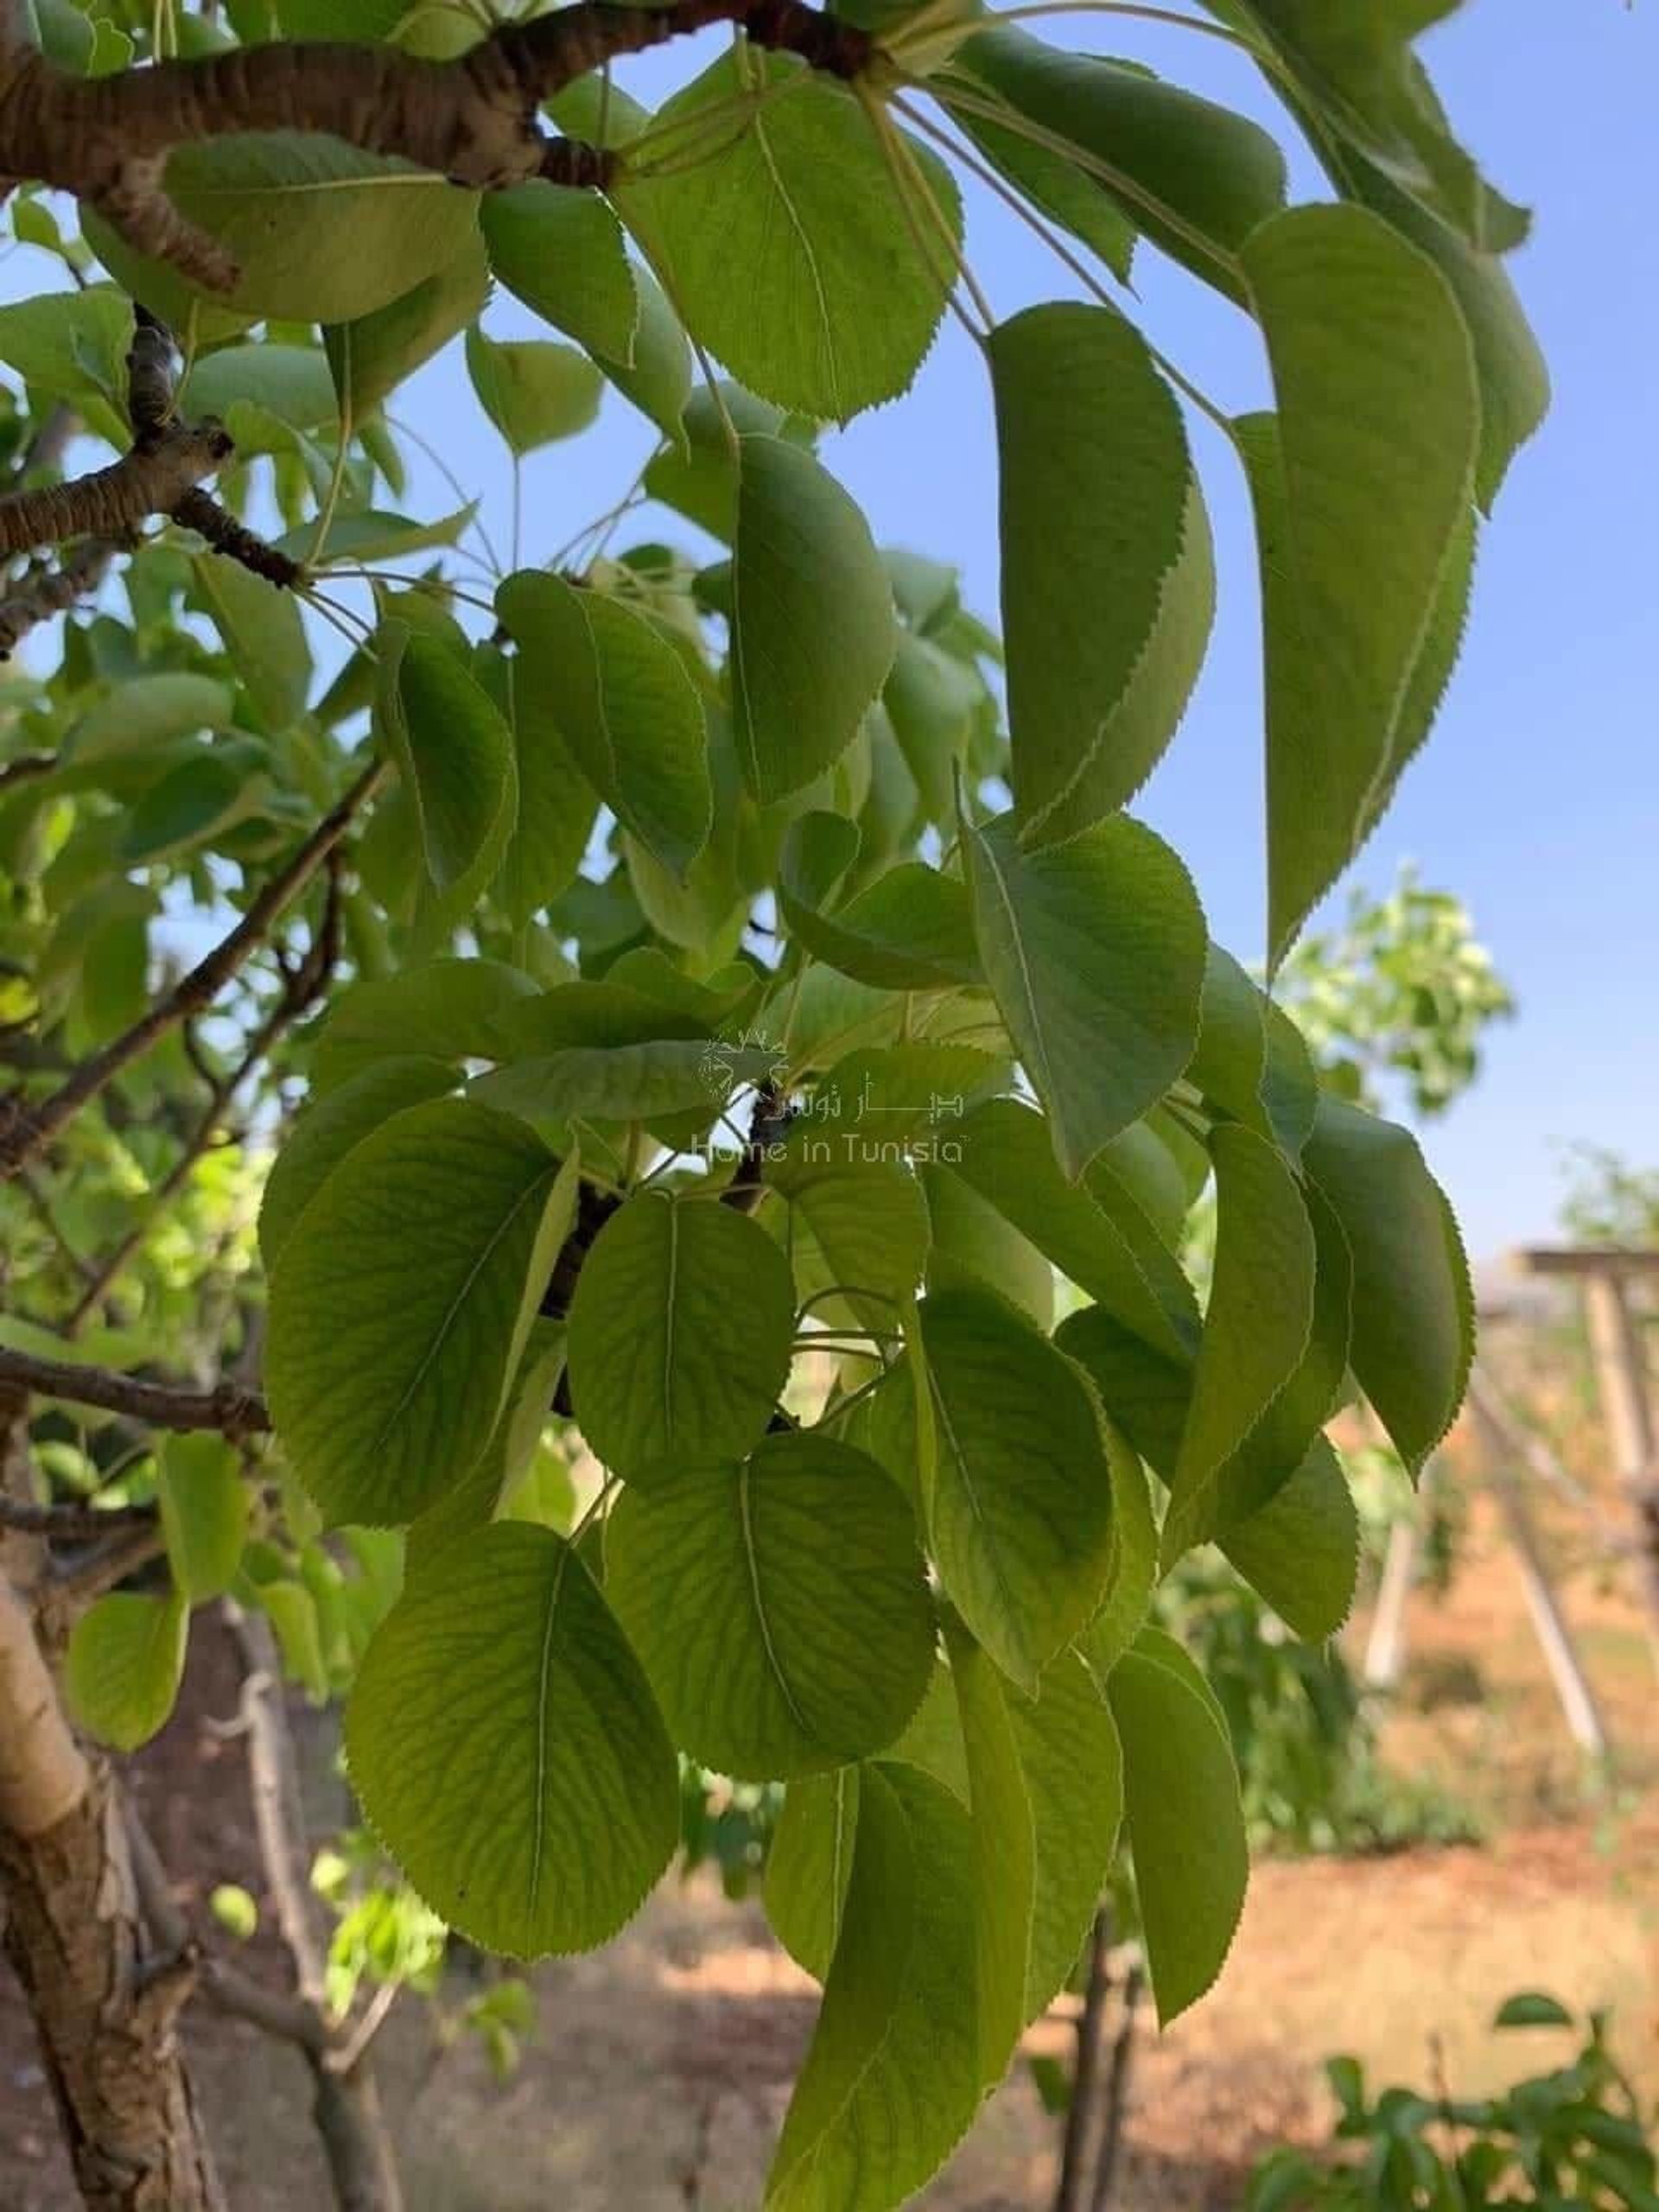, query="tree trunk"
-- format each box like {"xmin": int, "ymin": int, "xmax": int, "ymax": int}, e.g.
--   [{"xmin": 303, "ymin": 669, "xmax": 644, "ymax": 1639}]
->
[{"xmin": 0, "ymin": 1577, "xmax": 226, "ymax": 2210}]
